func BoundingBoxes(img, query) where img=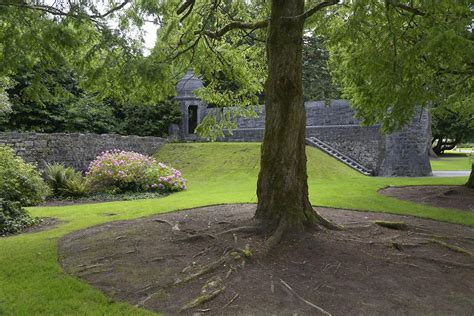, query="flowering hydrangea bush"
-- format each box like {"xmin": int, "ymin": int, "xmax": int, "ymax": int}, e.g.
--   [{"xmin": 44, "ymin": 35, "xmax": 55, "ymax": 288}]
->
[
  {"xmin": 144, "ymin": 163, "xmax": 187, "ymax": 191},
  {"xmin": 86, "ymin": 150, "xmax": 186, "ymax": 193}
]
